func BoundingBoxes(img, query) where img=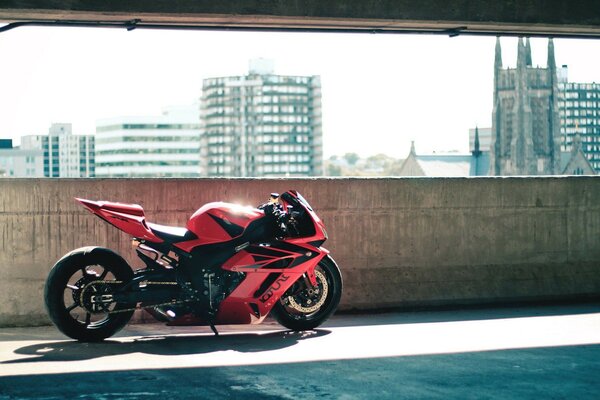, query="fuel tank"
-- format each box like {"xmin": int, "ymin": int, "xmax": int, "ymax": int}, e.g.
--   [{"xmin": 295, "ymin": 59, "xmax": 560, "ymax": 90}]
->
[{"xmin": 185, "ymin": 202, "xmax": 265, "ymax": 245}]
